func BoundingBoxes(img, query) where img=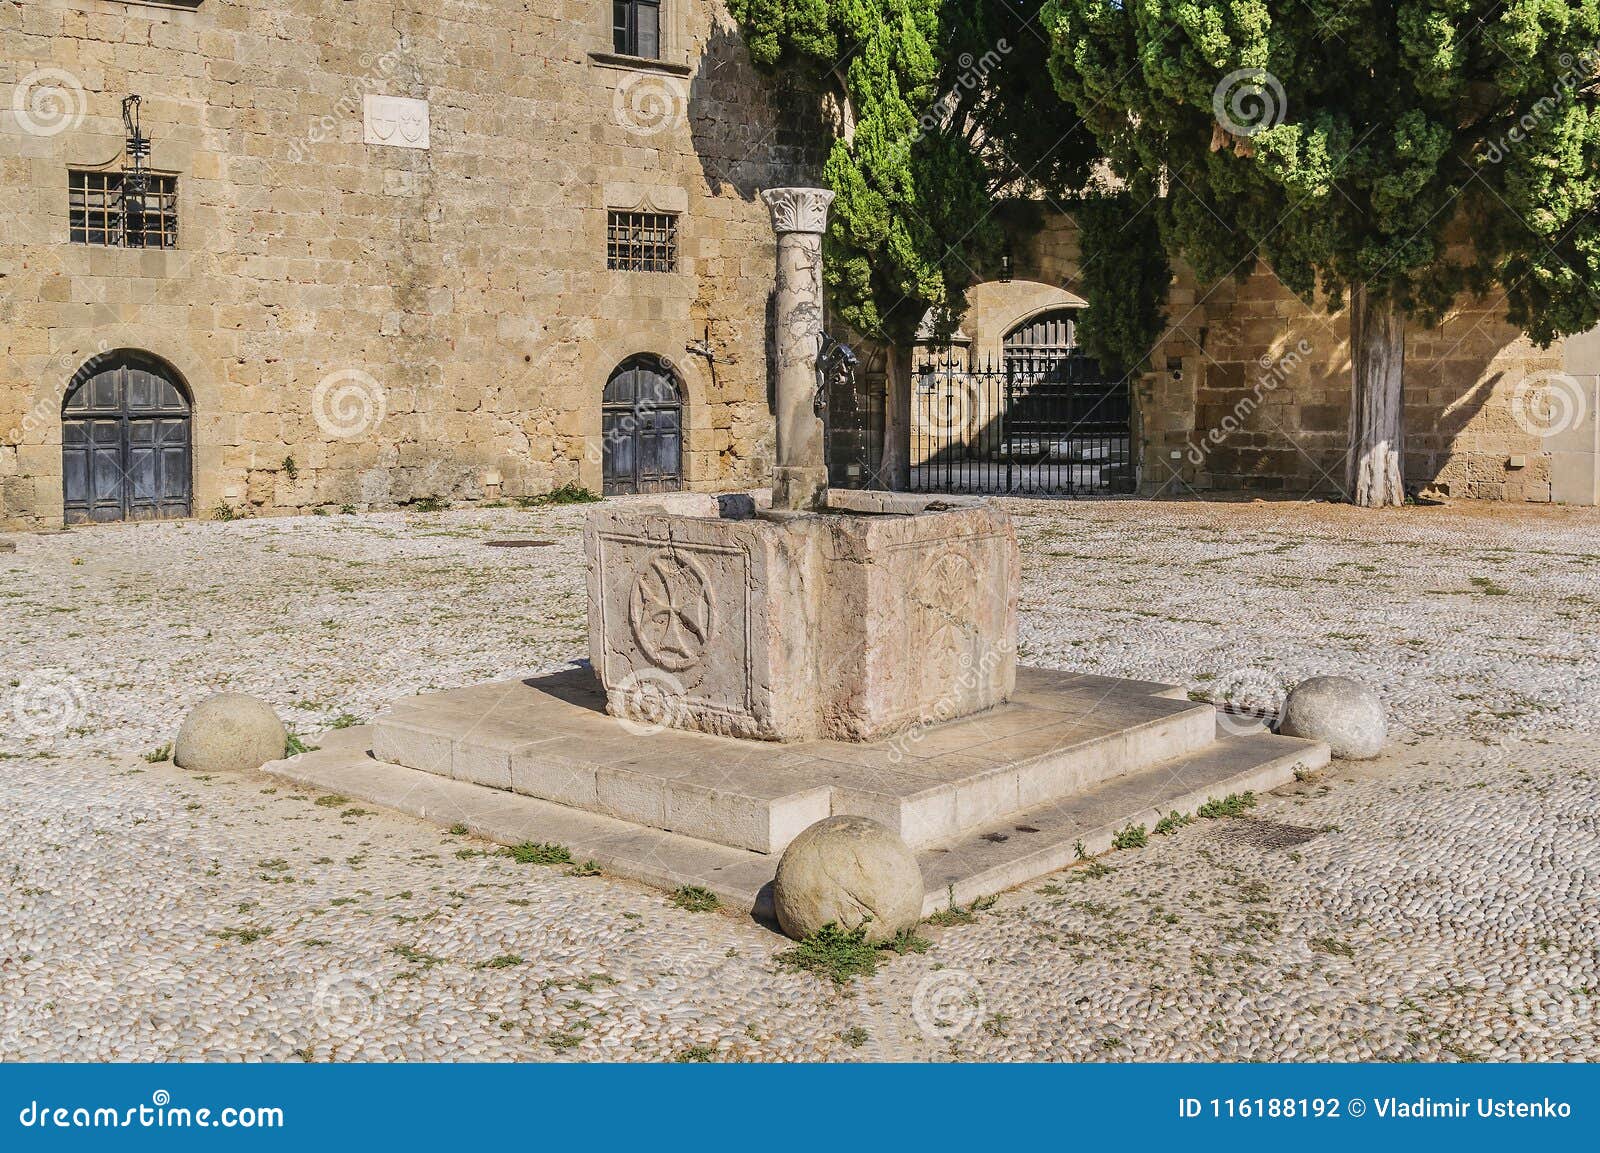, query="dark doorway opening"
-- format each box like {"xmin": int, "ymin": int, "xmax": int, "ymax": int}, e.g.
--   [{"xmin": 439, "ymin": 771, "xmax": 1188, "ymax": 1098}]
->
[
  {"xmin": 909, "ymin": 309, "xmax": 1134, "ymax": 495},
  {"xmin": 61, "ymin": 350, "xmax": 193, "ymax": 524},
  {"xmin": 602, "ymin": 355, "xmax": 684, "ymax": 495}
]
